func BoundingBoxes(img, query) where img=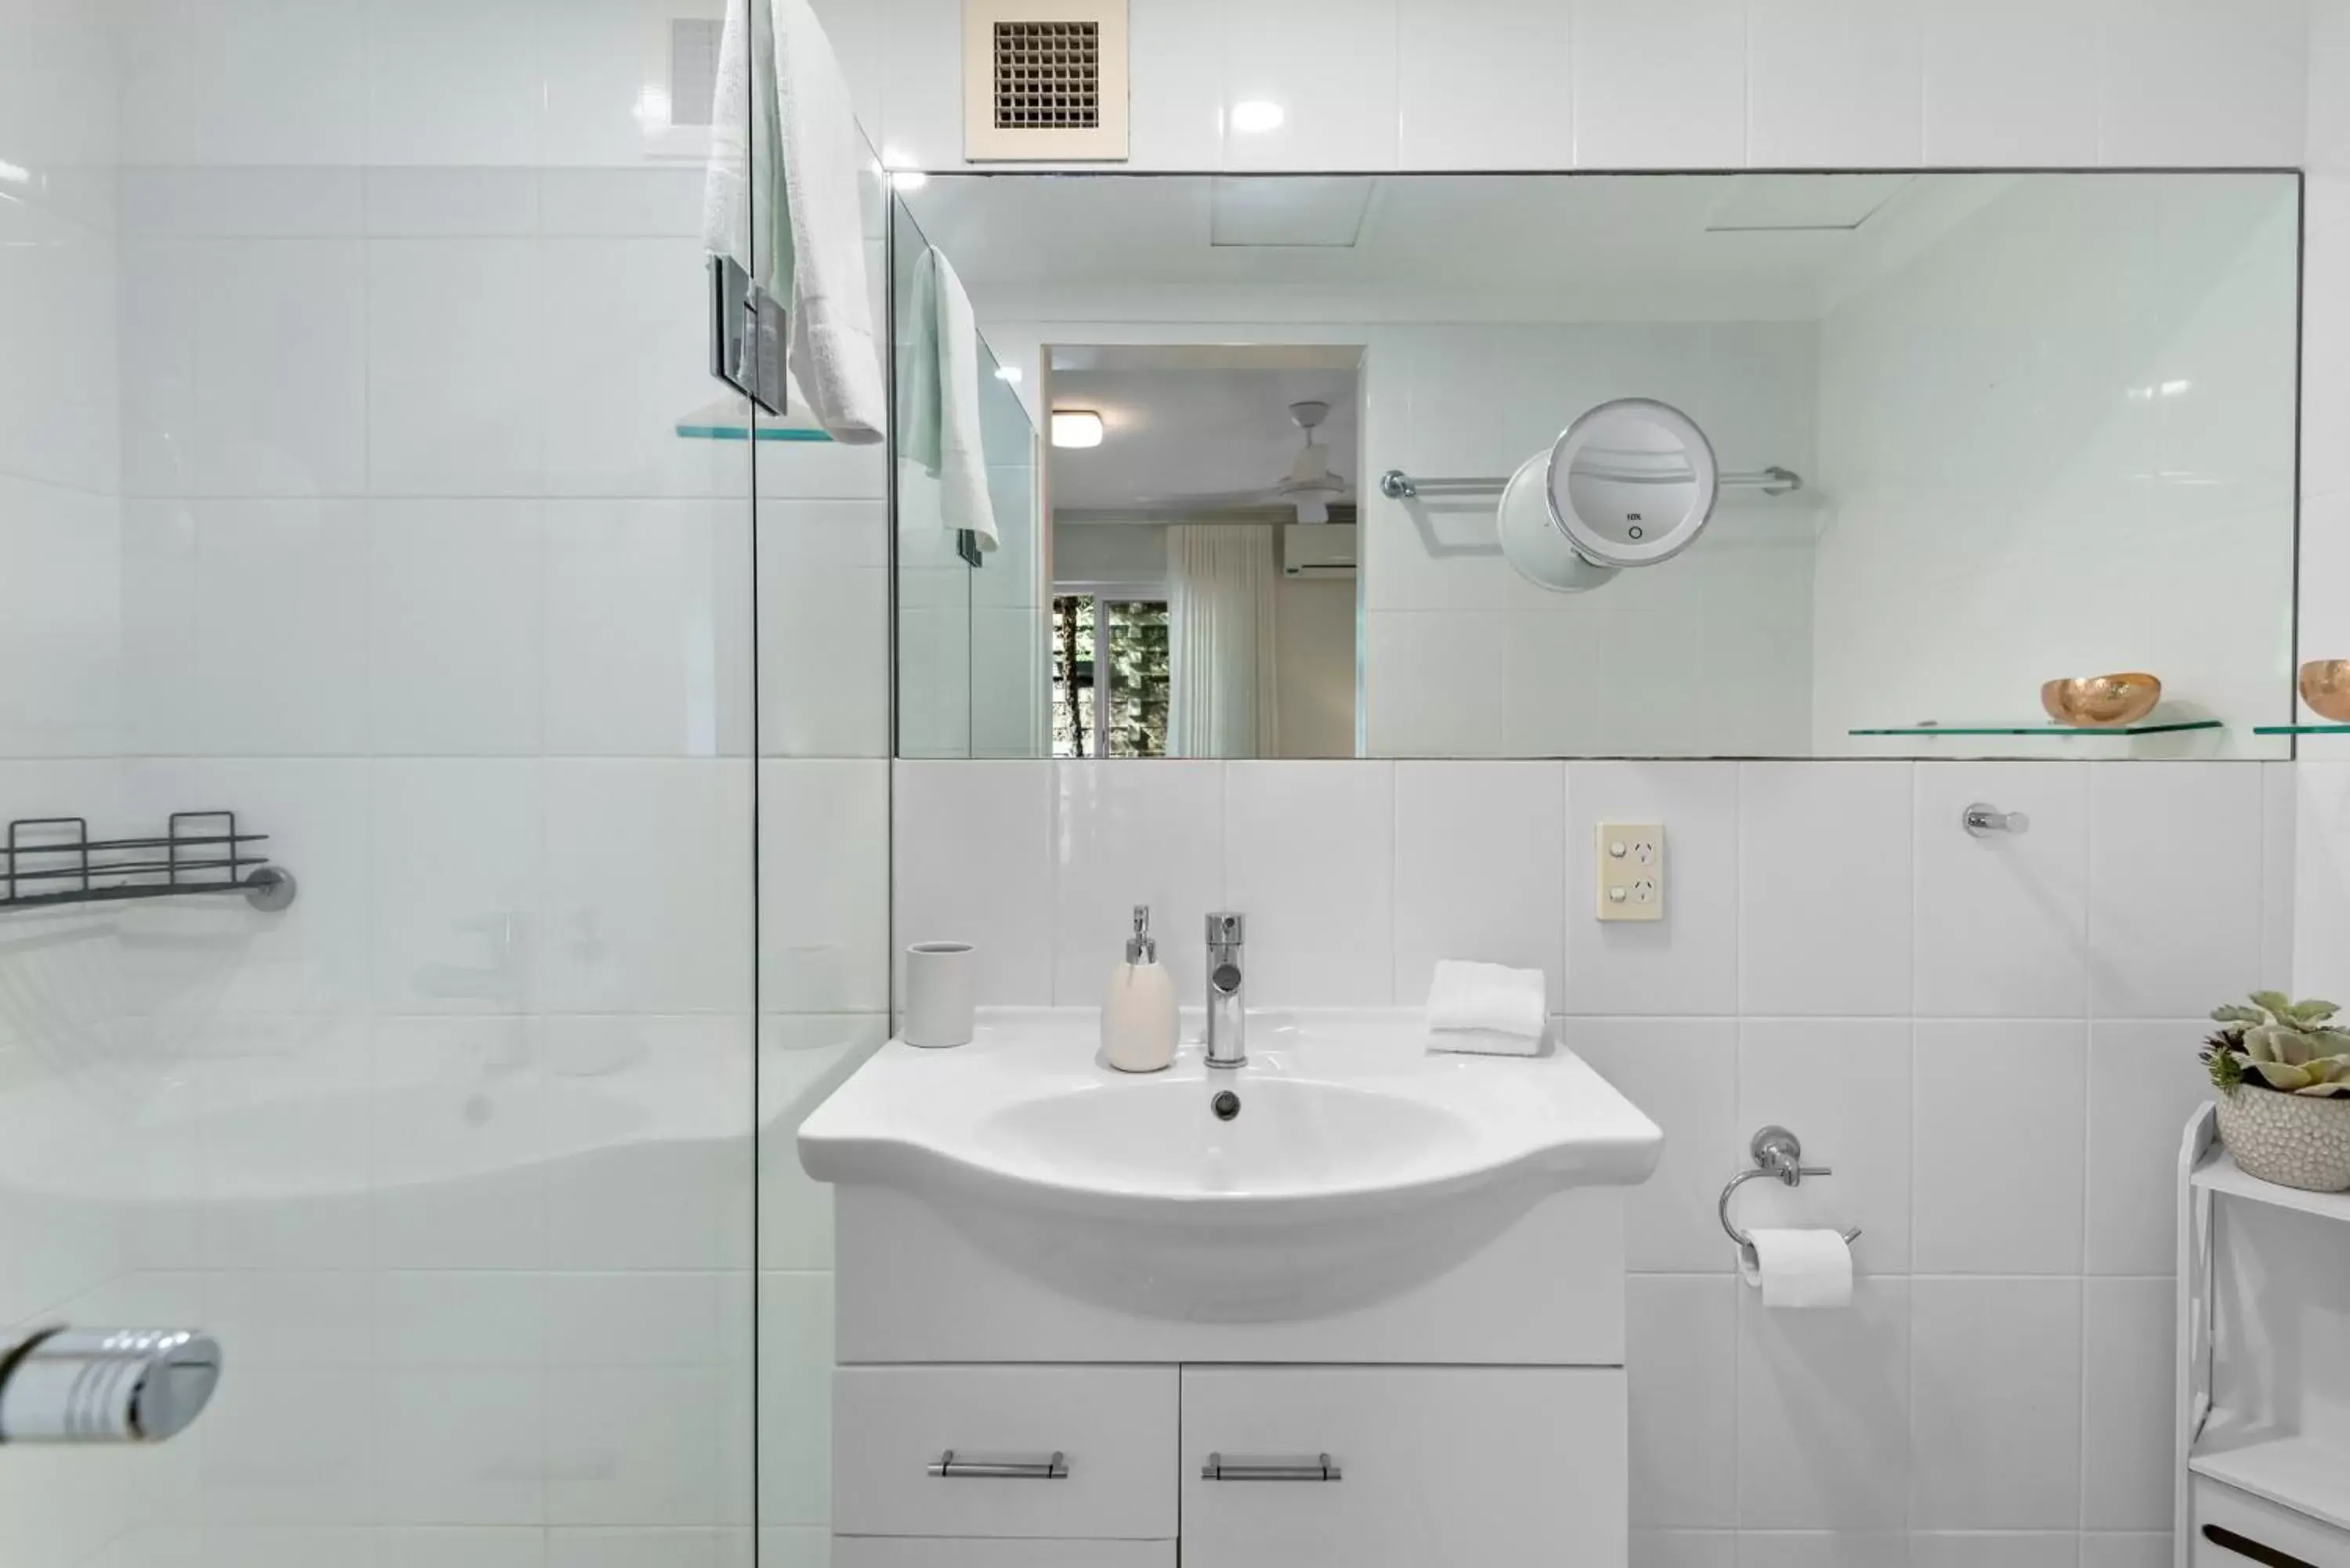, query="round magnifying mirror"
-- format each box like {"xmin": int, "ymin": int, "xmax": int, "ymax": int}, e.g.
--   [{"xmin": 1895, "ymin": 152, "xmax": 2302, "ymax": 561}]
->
[{"xmin": 1551, "ymin": 398, "xmax": 1719, "ymax": 569}]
